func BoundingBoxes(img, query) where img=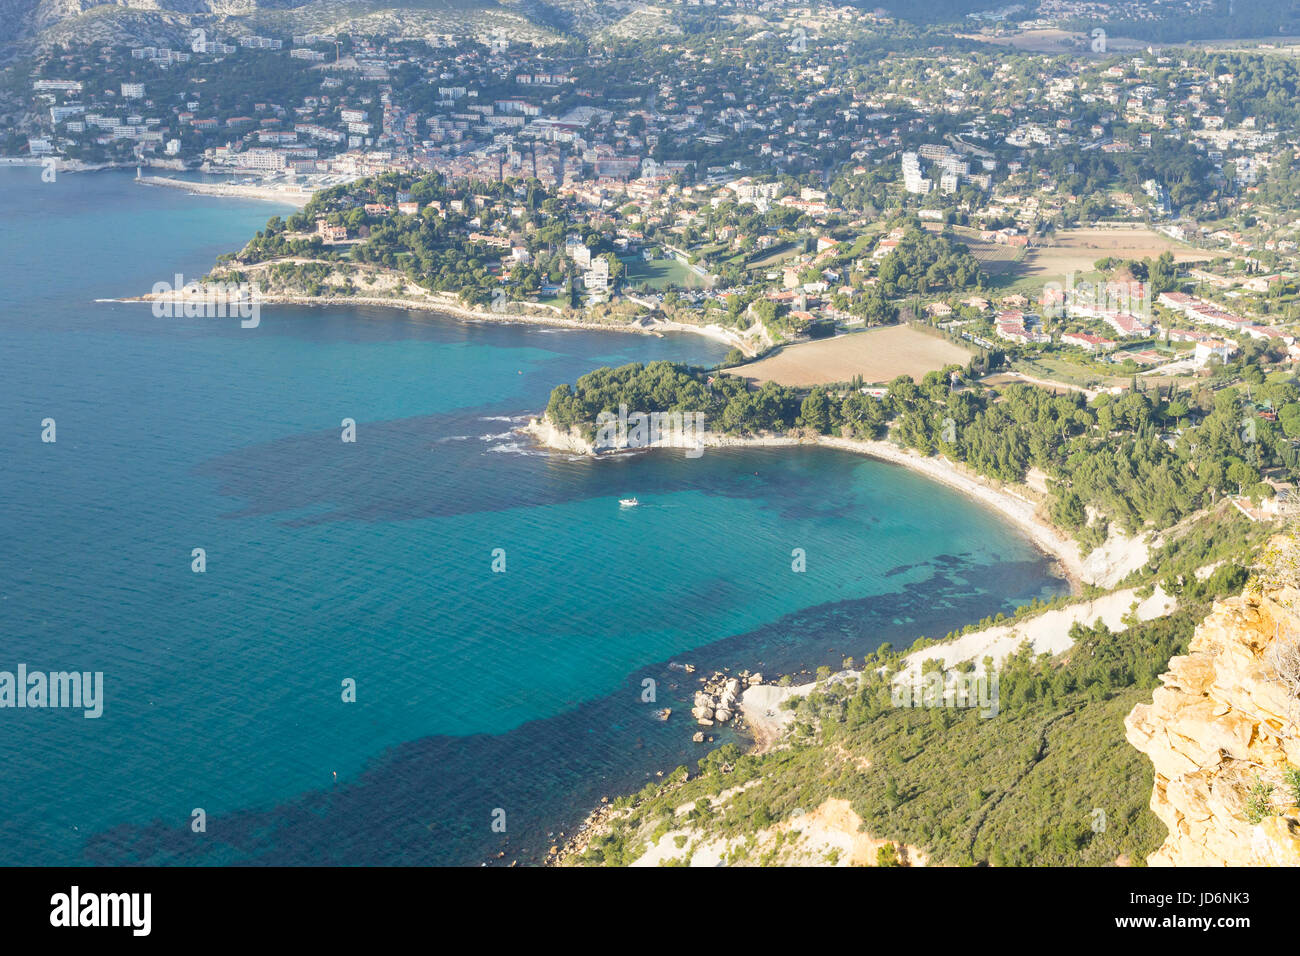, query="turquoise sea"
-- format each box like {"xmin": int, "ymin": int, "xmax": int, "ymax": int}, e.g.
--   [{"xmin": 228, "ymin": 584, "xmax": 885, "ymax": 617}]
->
[{"xmin": 0, "ymin": 167, "xmax": 1066, "ymax": 865}]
